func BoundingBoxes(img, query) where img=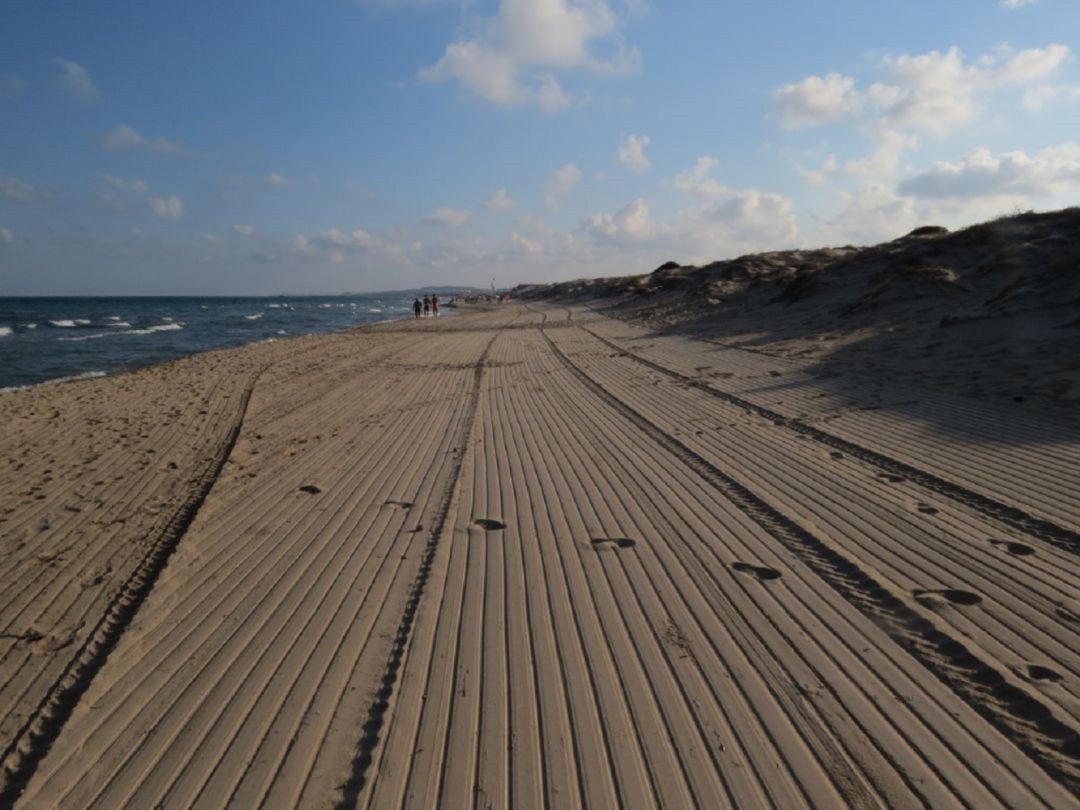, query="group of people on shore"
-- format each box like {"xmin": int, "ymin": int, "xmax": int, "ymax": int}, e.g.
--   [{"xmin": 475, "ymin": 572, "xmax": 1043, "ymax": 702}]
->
[{"xmin": 412, "ymin": 294, "xmax": 440, "ymax": 319}]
